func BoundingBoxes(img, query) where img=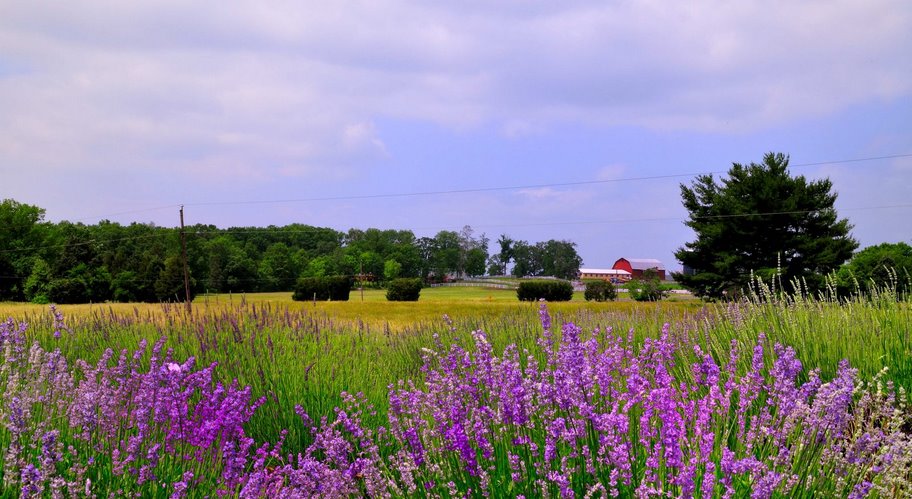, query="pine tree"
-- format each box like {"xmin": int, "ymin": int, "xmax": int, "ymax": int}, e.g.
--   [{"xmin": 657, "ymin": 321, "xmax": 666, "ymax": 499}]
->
[{"xmin": 674, "ymin": 152, "xmax": 857, "ymax": 299}]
